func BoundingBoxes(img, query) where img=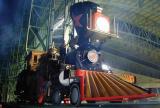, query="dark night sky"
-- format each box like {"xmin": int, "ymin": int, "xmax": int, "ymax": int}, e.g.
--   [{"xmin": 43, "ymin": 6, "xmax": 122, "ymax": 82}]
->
[
  {"xmin": 0, "ymin": 0, "xmax": 18, "ymax": 25},
  {"xmin": 0, "ymin": 0, "xmax": 24, "ymax": 59}
]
